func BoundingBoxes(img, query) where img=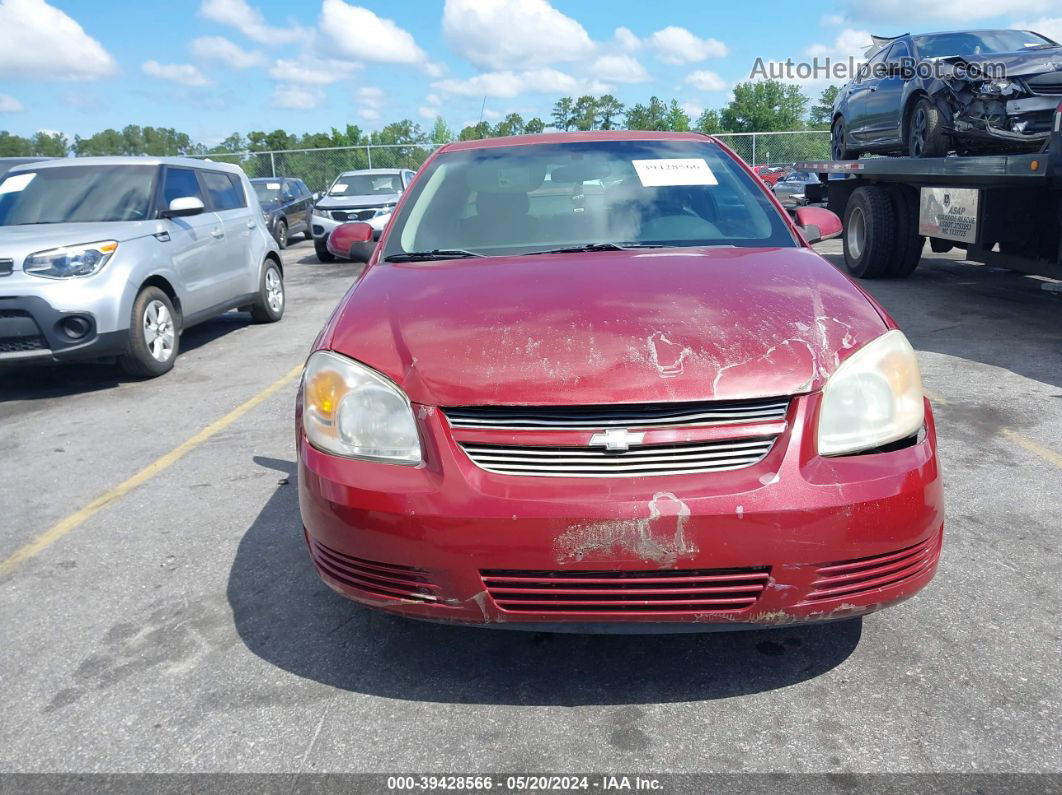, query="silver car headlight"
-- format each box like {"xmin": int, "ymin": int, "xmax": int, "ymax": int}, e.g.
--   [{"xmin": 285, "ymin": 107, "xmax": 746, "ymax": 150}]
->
[
  {"xmin": 373, "ymin": 203, "xmax": 396, "ymax": 218},
  {"xmin": 312, "ymin": 207, "xmax": 329, "ymax": 219},
  {"xmin": 302, "ymin": 350, "xmax": 421, "ymax": 464},
  {"xmin": 24, "ymin": 241, "xmax": 118, "ymax": 279},
  {"xmin": 817, "ymin": 330, "xmax": 924, "ymax": 456}
]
